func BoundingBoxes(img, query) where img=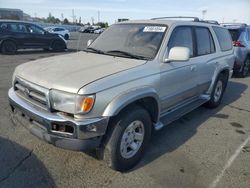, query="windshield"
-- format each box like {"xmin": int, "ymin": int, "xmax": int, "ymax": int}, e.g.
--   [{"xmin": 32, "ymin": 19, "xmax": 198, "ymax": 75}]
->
[{"xmin": 88, "ymin": 24, "xmax": 167, "ymax": 60}]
